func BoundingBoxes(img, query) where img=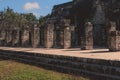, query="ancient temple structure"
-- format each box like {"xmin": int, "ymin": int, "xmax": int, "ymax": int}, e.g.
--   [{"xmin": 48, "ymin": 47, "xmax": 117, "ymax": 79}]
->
[{"xmin": 0, "ymin": 0, "xmax": 120, "ymax": 51}]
